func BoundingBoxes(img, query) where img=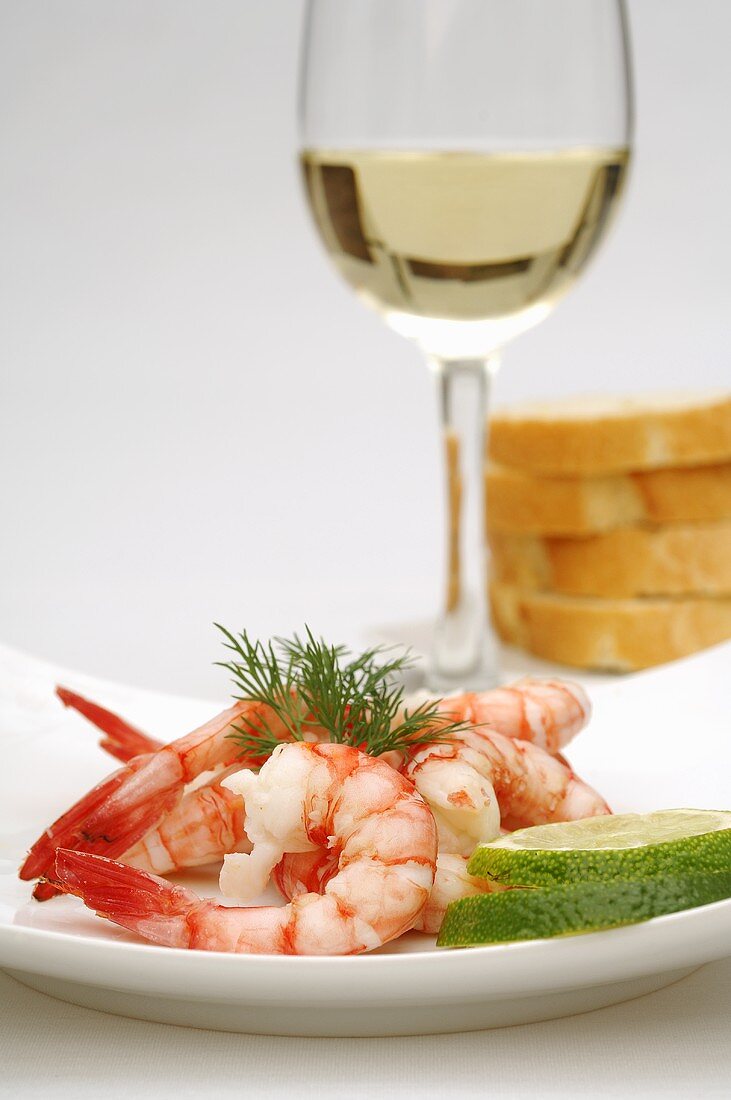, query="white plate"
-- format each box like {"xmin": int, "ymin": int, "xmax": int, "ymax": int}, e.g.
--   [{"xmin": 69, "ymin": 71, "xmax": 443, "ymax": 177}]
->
[{"xmin": 1, "ymin": 641, "xmax": 730, "ymax": 1037}]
